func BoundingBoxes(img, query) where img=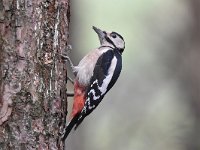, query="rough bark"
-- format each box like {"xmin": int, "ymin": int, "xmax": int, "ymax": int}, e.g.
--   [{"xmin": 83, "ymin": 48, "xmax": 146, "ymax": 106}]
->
[{"xmin": 0, "ymin": 0, "xmax": 70, "ymax": 149}]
